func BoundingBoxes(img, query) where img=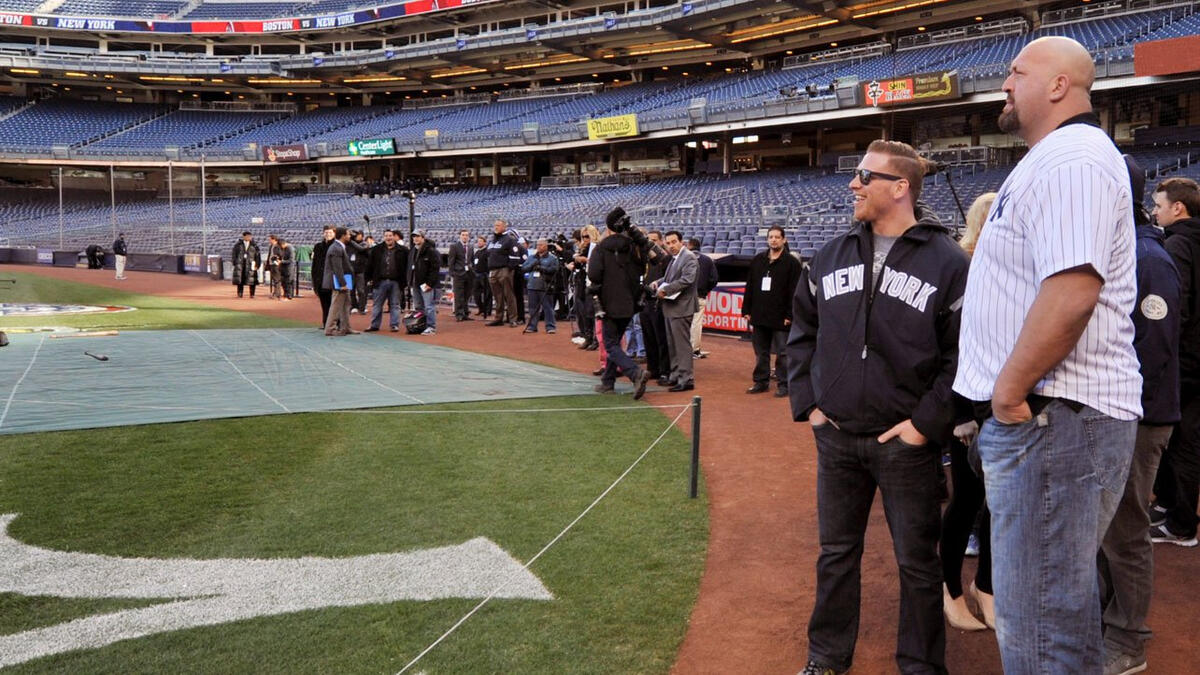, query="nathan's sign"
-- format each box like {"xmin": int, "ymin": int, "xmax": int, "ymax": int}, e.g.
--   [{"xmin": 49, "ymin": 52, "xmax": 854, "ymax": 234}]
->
[
  {"xmin": 862, "ymin": 71, "xmax": 960, "ymax": 108},
  {"xmin": 586, "ymin": 114, "xmax": 639, "ymax": 141},
  {"xmin": 347, "ymin": 138, "xmax": 397, "ymax": 156},
  {"xmin": 264, "ymin": 144, "xmax": 309, "ymax": 162}
]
